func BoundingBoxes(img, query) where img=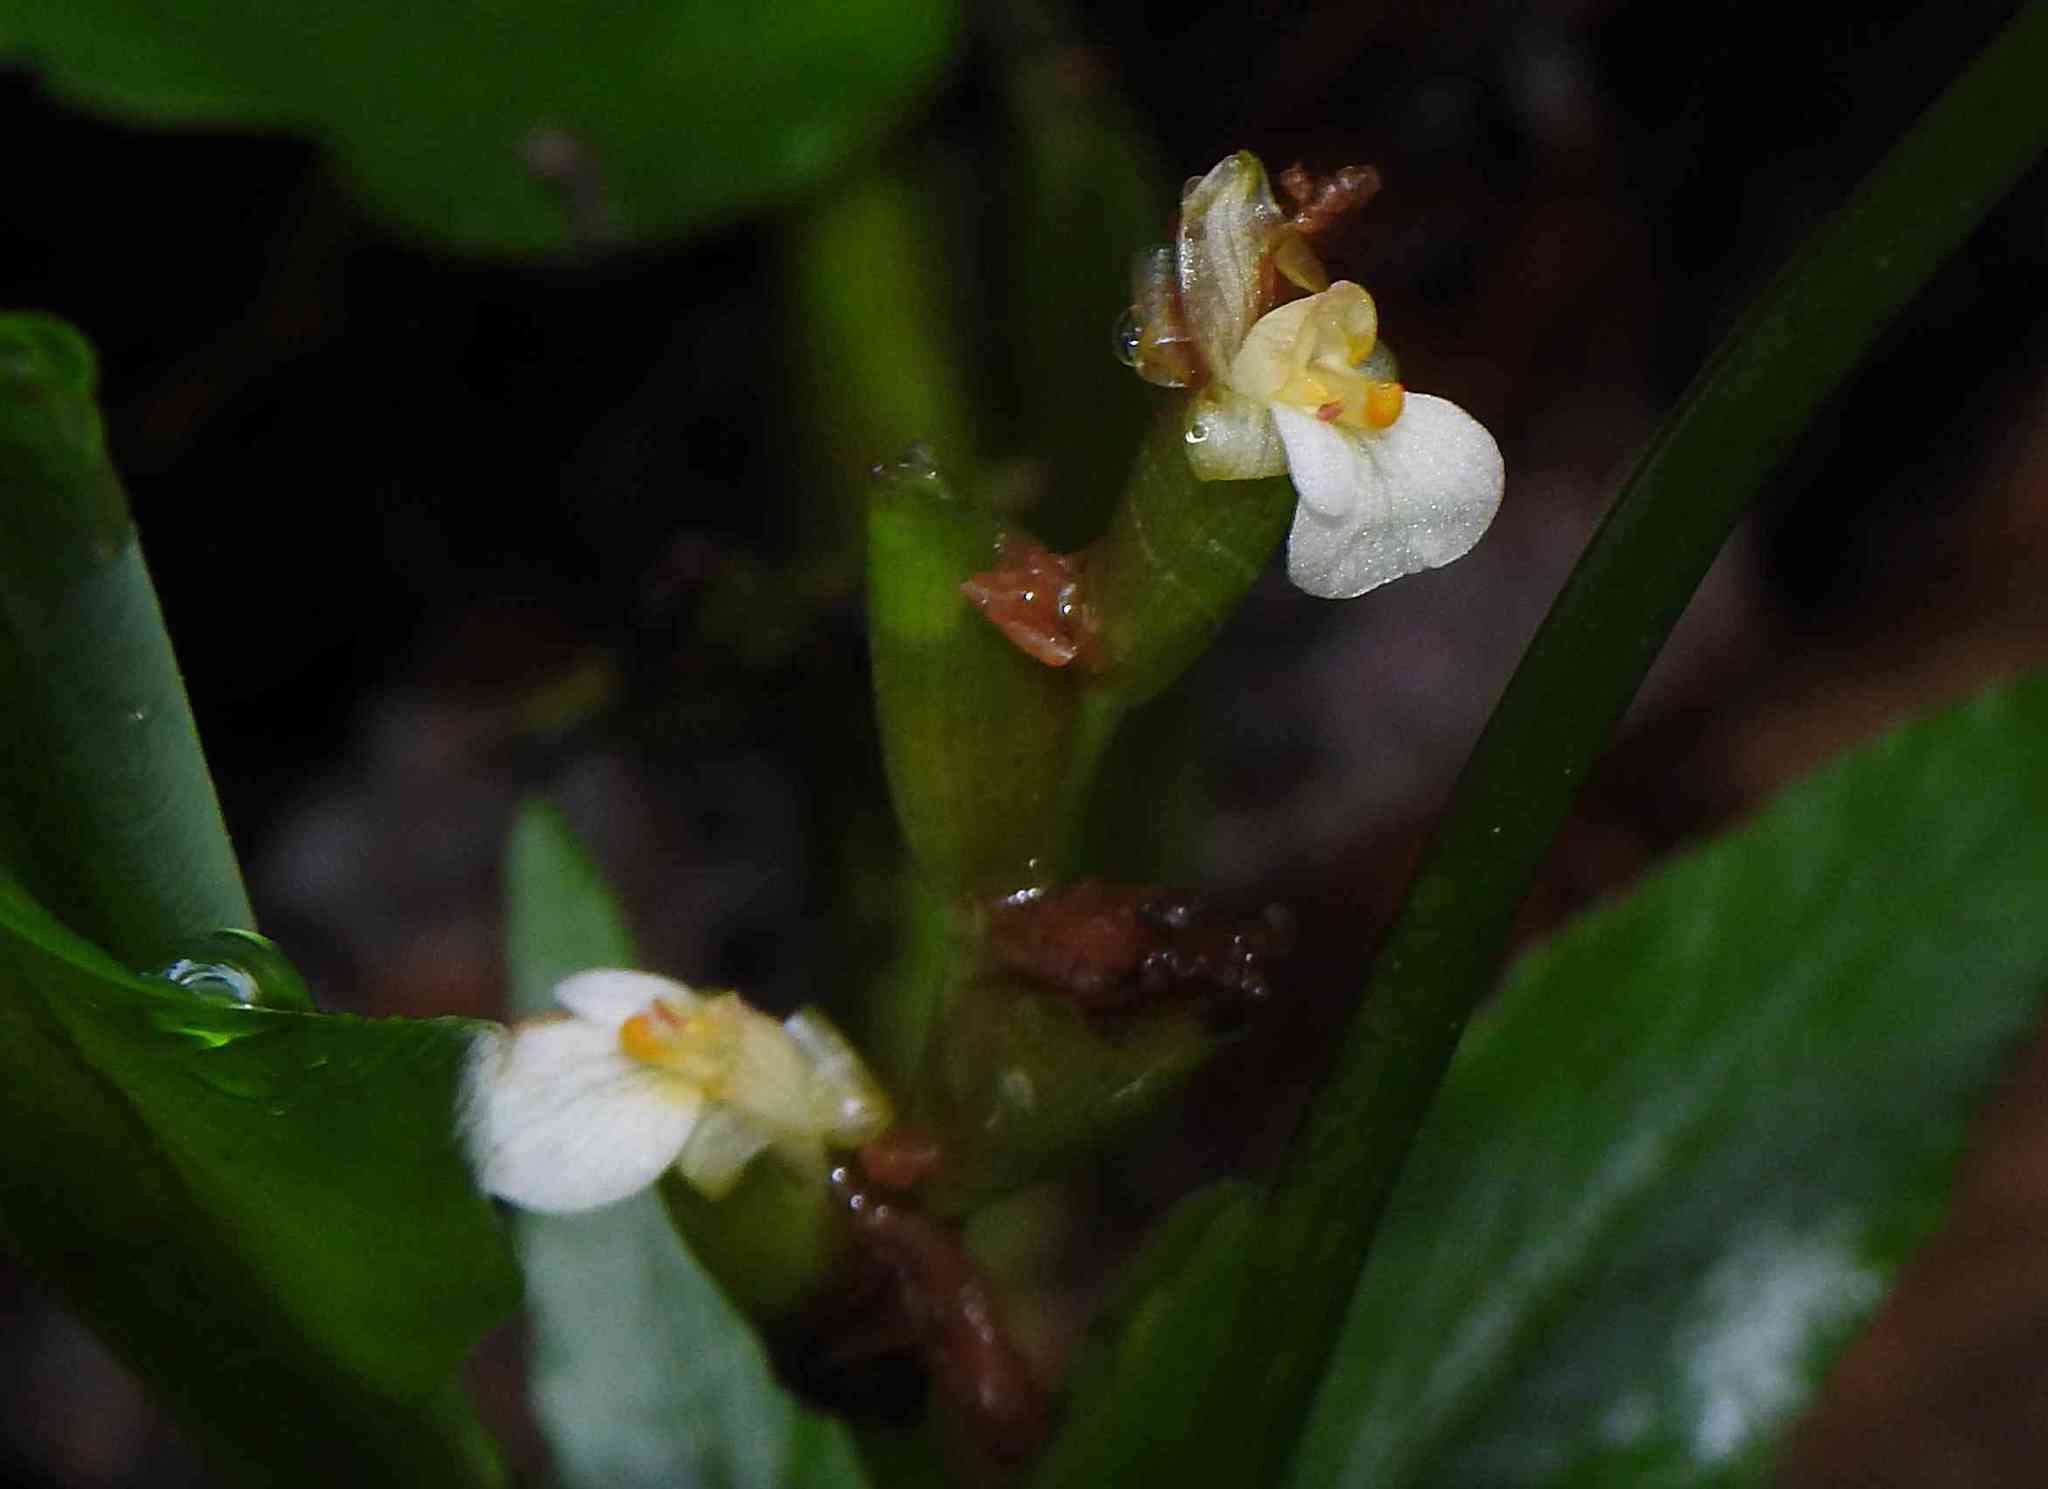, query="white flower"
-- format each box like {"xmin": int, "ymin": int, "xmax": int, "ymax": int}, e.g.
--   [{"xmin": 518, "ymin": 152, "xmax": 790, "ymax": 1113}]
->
[
  {"xmin": 1134, "ymin": 153, "xmax": 1504, "ymax": 600},
  {"xmin": 461, "ymin": 969, "xmax": 892, "ymax": 1214}
]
